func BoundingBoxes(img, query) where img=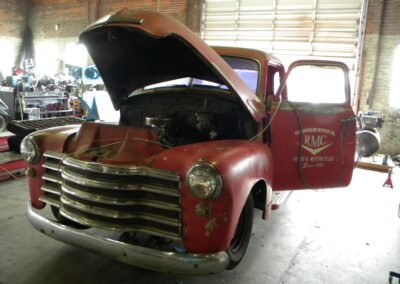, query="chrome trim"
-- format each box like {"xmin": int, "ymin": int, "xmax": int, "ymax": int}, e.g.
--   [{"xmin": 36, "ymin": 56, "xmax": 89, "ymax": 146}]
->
[
  {"xmin": 43, "ymin": 151, "xmax": 63, "ymax": 160},
  {"xmin": 39, "ymin": 195, "xmax": 61, "ymax": 207},
  {"xmin": 60, "ymin": 194, "xmax": 180, "ymax": 227},
  {"xmin": 61, "ymin": 183, "xmax": 180, "ymax": 211},
  {"xmin": 21, "ymin": 136, "xmax": 41, "ymax": 164},
  {"xmin": 27, "ymin": 203, "xmax": 229, "ymax": 274},
  {"xmin": 43, "ymin": 172, "xmax": 62, "ymax": 184},
  {"xmin": 40, "ymin": 151, "xmax": 182, "ymax": 242},
  {"xmin": 61, "ymin": 169, "xmax": 180, "ymax": 197},
  {"xmin": 62, "ymin": 156, "xmax": 179, "ymax": 182},
  {"xmin": 187, "ymin": 162, "xmax": 223, "ymax": 200},
  {"xmin": 60, "ymin": 205, "xmax": 181, "ymax": 241},
  {"xmin": 41, "ymin": 183, "xmax": 61, "ymax": 195},
  {"xmin": 43, "ymin": 161, "xmax": 62, "ymax": 172}
]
